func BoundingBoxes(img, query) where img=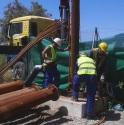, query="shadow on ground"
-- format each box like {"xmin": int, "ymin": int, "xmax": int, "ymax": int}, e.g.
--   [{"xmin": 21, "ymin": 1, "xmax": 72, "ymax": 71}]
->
[{"xmin": 0, "ymin": 105, "xmax": 72, "ymax": 125}]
